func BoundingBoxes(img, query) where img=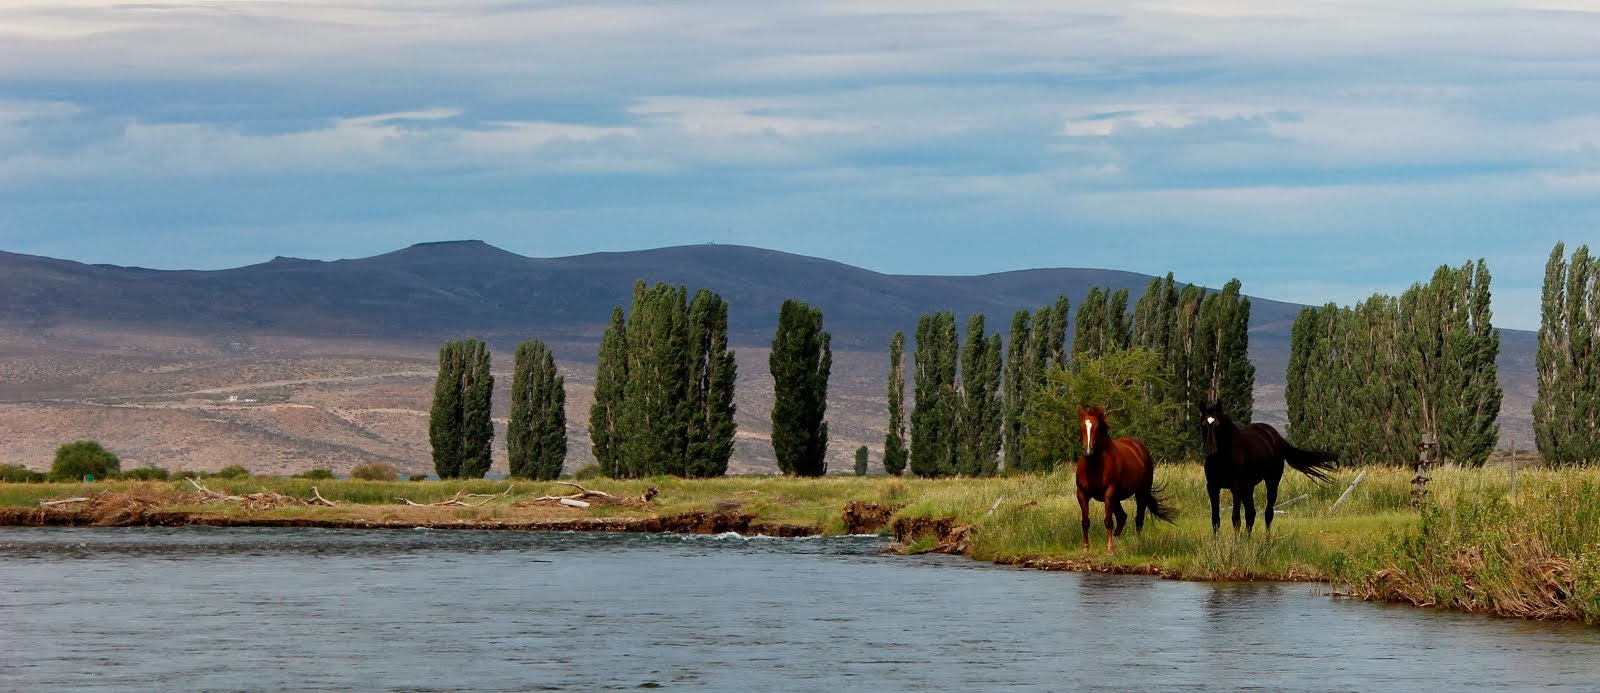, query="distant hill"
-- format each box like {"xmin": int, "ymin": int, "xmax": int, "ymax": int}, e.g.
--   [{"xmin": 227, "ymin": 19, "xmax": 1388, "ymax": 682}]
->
[{"xmin": 1, "ymin": 240, "xmax": 1315, "ymax": 351}]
